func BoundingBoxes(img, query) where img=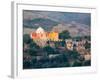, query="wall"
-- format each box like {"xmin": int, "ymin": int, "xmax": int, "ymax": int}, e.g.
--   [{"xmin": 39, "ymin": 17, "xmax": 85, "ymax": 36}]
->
[{"xmin": 0, "ymin": 0, "xmax": 99, "ymax": 80}]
